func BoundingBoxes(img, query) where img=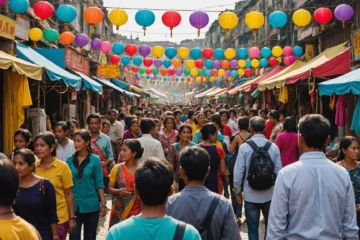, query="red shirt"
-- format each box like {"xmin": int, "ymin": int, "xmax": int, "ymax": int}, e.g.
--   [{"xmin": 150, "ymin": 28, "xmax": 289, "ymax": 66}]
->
[
  {"xmin": 264, "ymin": 120, "xmax": 274, "ymax": 140},
  {"xmin": 222, "ymin": 125, "xmax": 232, "ymax": 138}
]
